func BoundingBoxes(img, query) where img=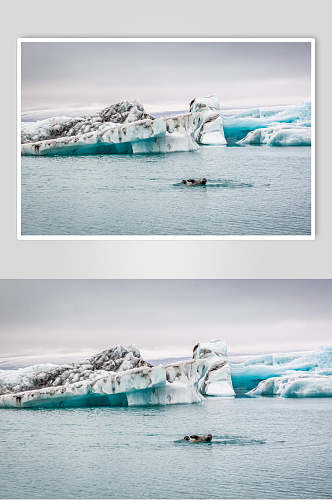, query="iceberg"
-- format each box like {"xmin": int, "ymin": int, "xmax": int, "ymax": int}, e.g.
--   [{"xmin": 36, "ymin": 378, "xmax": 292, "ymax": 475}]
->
[
  {"xmin": 193, "ymin": 339, "xmax": 235, "ymax": 396},
  {"xmin": 222, "ymin": 102, "xmax": 311, "ymax": 143},
  {"xmin": 230, "ymin": 346, "xmax": 332, "ymax": 396},
  {"xmin": 247, "ymin": 373, "xmax": 332, "ymax": 398},
  {"xmin": 0, "ymin": 344, "xmax": 150, "ymax": 395},
  {"xmin": 21, "ymin": 97, "xmax": 226, "ymax": 156},
  {"xmin": 0, "ymin": 339, "xmax": 234, "ymax": 408},
  {"xmin": 189, "ymin": 96, "xmax": 227, "ymax": 145},
  {"xmin": 237, "ymin": 124, "xmax": 311, "ymax": 146}
]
